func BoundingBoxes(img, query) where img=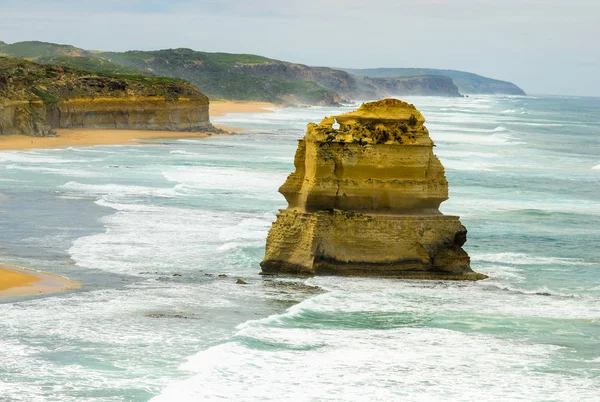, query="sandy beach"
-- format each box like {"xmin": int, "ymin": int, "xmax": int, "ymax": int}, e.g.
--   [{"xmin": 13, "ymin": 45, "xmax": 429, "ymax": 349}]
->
[
  {"xmin": 0, "ymin": 100, "xmax": 279, "ymax": 297},
  {"xmin": 0, "ymin": 263, "xmax": 81, "ymax": 297},
  {"xmin": 0, "ymin": 128, "xmax": 233, "ymax": 151},
  {"xmin": 210, "ymin": 100, "xmax": 277, "ymax": 117},
  {"xmin": 0, "ymin": 101, "xmax": 278, "ymax": 151}
]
